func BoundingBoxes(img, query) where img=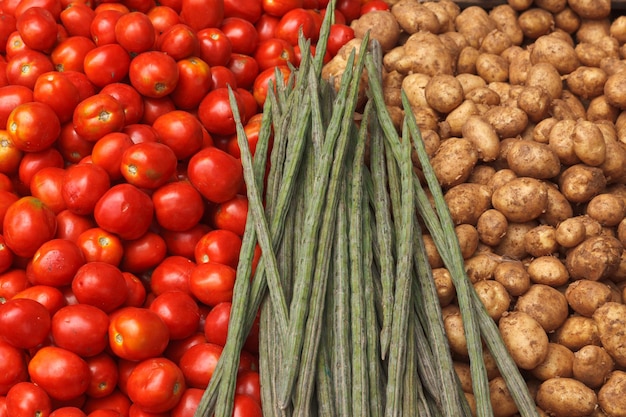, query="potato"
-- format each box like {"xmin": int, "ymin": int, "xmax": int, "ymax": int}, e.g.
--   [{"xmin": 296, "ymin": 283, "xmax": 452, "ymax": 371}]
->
[
  {"xmin": 397, "ymin": 31, "xmax": 455, "ymax": 76},
  {"xmin": 401, "ymin": 73, "xmax": 430, "ymax": 110},
  {"xmin": 566, "ymin": 280, "xmax": 613, "ymax": 317},
  {"xmin": 515, "ymin": 283, "xmax": 569, "ymax": 331},
  {"xmin": 610, "ymin": 16, "xmax": 626, "ymax": 44},
  {"xmin": 539, "ymin": 182, "xmax": 574, "ymax": 226},
  {"xmin": 531, "ymin": 343, "xmax": 574, "ymax": 381},
  {"xmin": 489, "ymin": 5, "xmax": 524, "ymax": 46},
  {"xmin": 495, "ymin": 221, "xmax": 538, "ymax": 260},
  {"xmin": 477, "ymin": 209, "xmax": 508, "ymax": 247},
  {"xmin": 431, "ymin": 138, "xmax": 478, "ymax": 188},
  {"xmin": 464, "ymin": 252, "xmax": 500, "ymax": 283},
  {"xmin": 425, "ymin": 74, "xmax": 464, "ymax": 114},
  {"xmin": 423, "ymin": 234, "xmax": 443, "ymax": 269},
  {"xmin": 457, "ymin": 46, "xmax": 480, "ymax": 75},
  {"xmin": 443, "ymin": 310, "xmax": 469, "ymax": 357},
  {"xmin": 535, "ymin": 377, "xmax": 597, "ymax": 417},
  {"xmin": 444, "ymin": 183, "xmax": 492, "ymax": 226},
  {"xmin": 535, "ymin": 0, "xmax": 567, "ymax": 13},
  {"xmin": 532, "ymin": 118, "xmax": 558, "ymax": 144},
  {"xmin": 454, "ymin": 6, "xmax": 496, "ymax": 49},
  {"xmin": 529, "ymin": 34, "xmax": 580, "ymax": 75},
  {"xmin": 568, "ymin": 0, "xmax": 611, "ymax": 19},
  {"xmin": 508, "ymin": 0, "xmax": 533, "ymax": 11},
  {"xmin": 566, "ymin": 235, "xmax": 623, "ymax": 281},
  {"xmin": 469, "ymin": 165, "xmax": 496, "ymax": 186},
  {"xmin": 350, "ymin": 11, "xmax": 400, "ymax": 53},
  {"xmin": 561, "ymin": 90, "xmax": 588, "ymax": 121},
  {"xmin": 489, "ymin": 376, "xmax": 518, "ymax": 417},
  {"xmin": 573, "ymin": 345, "xmax": 615, "ymax": 389},
  {"xmin": 494, "ymin": 260, "xmax": 531, "ymax": 297},
  {"xmin": 465, "ymin": 86, "xmax": 501, "ymax": 106},
  {"xmin": 390, "ymin": 0, "xmax": 440, "ymax": 35},
  {"xmin": 492, "ymin": 177, "xmax": 548, "ymax": 223},
  {"xmin": 571, "ymin": 120, "xmax": 606, "ymax": 168},
  {"xmin": 480, "ymin": 30, "xmax": 513, "ymax": 56},
  {"xmin": 453, "ymin": 361, "xmax": 473, "ymax": 393},
  {"xmin": 598, "ymin": 371, "xmax": 626, "ymax": 417},
  {"xmin": 586, "ymin": 95, "xmax": 620, "ymax": 123},
  {"xmin": 505, "ymin": 140, "xmax": 560, "ymax": 179},
  {"xmin": 456, "ymin": 224, "xmax": 479, "ymax": 260},
  {"xmin": 484, "ymin": 106, "xmax": 529, "ymax": 139},
  {"xmin": 604, "ymin": 71, "xmax": 626, "ymax": 110},
  {"xmin": 556, "ymin": 217, "xmax": 587, "ymax": 248},
  {"xmin": 593, "ymin": 302, "xmax": 626, "ymax": 367},
  {"xmin": 566, "ymin": 67, "xmax": 608, "ymax": 100},
  {"xmin": 526, "ymin": 63, "xmax": 563, "ymax": 101},
  {"xmin": 524, "ymin": 225, "xmax": 558, "ymax": 257},
  {"xmin": 526, "ymin": 256, "xmax": 570, "ymax": 287},
  {"xmin": 460, "ymin": 115, "xmax": 500, "ymax": 162},
  {"xmin": 586, "ymin": 193, "xmax": 626, "ymax": 227},
  {"xmin": 473, "ymin": 279, "xmax": 510, "ymax": 321},
  {"xmin": 444, "ymin": 100, "xmax": 479, "ymax": 137},
  {"xmin": 475, "ymin": 53, "xmax": 509, "ymax": 83},
  {"xmin": 554, "ymin": 7, "xmax": 581, "ymax": 34},
  {"xmin": 516, "ymin": 85, "xmax": 551, "ymax": 123},
  {"xmin": 558, "ymin": 164, "xmax": 607, "ymax": 204},
  {"xmin": 433, "ymin": 268, "xmax": 455, "ymax": 307},
  {"xmin": 499, "ymin": 310, "xmax": 549, "ymax": 370},
  {"xmin": 508, "ymin": 49, "xmax": 532, "ymax": 85},
  {"xmin": 598, "ymin": 129, "xmax": 626, "ymax": 183},
  {"xmin": 553, "ymin": 316, "xmax": 601, "ymax": 351},
  {"xmin": 518, "ymin": 8, "xmax": 554, "ymax": 40},
  {"xmin": 575, "ymin": 42, "xmax": 611, "ymax": 68}
]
